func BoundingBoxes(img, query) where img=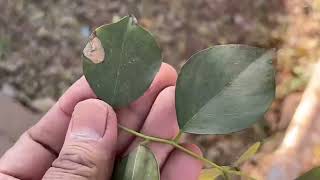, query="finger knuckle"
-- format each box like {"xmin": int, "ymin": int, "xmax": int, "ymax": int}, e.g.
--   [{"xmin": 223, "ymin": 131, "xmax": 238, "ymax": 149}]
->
[{"xmin": 48, "ymin": 144, "xmax": 98, "ymax": 178}]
